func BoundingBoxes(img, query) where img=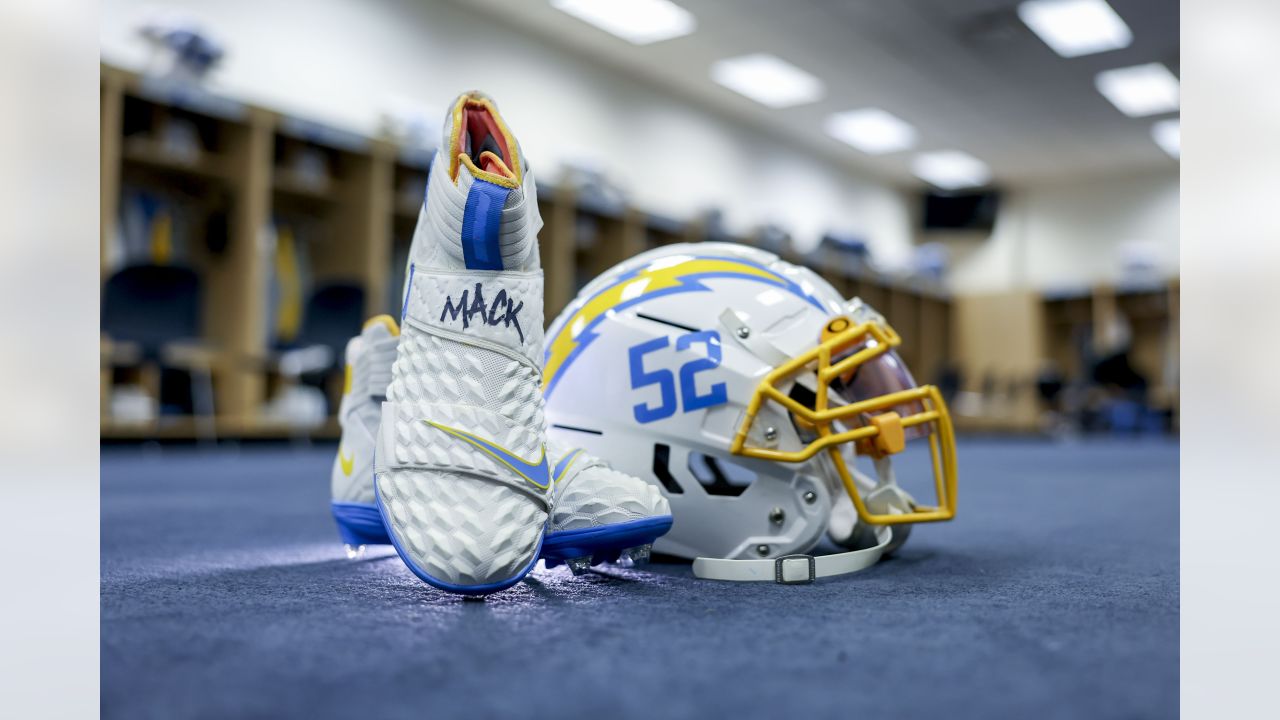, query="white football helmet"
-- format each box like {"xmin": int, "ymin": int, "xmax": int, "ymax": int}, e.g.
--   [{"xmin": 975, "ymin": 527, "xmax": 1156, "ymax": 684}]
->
[{"xmin": 543, "ymin": 242, "xmax": 957, "ymax": 583}]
